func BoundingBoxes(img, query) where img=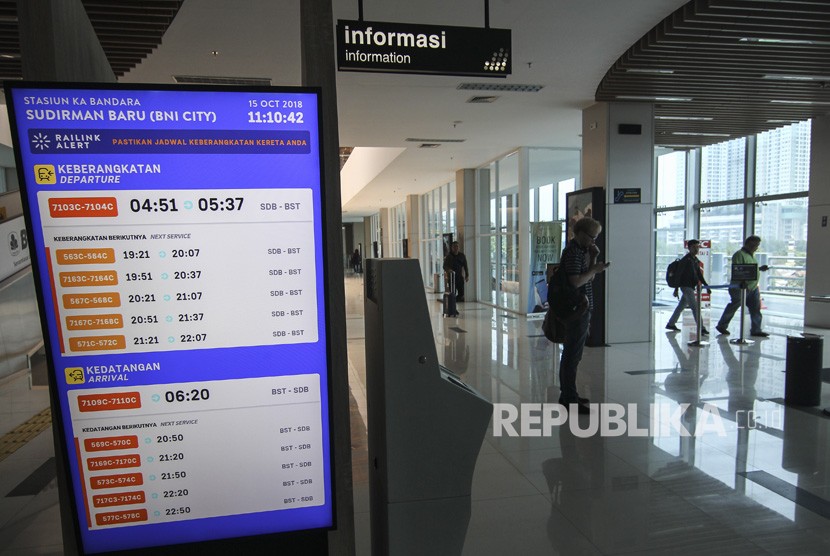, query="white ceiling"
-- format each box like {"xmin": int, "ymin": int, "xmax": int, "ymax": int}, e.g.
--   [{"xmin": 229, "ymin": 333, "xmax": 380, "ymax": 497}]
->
[{"xmin": 120, "ymin": 0, "xmax": 689, "ymax": 220}]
